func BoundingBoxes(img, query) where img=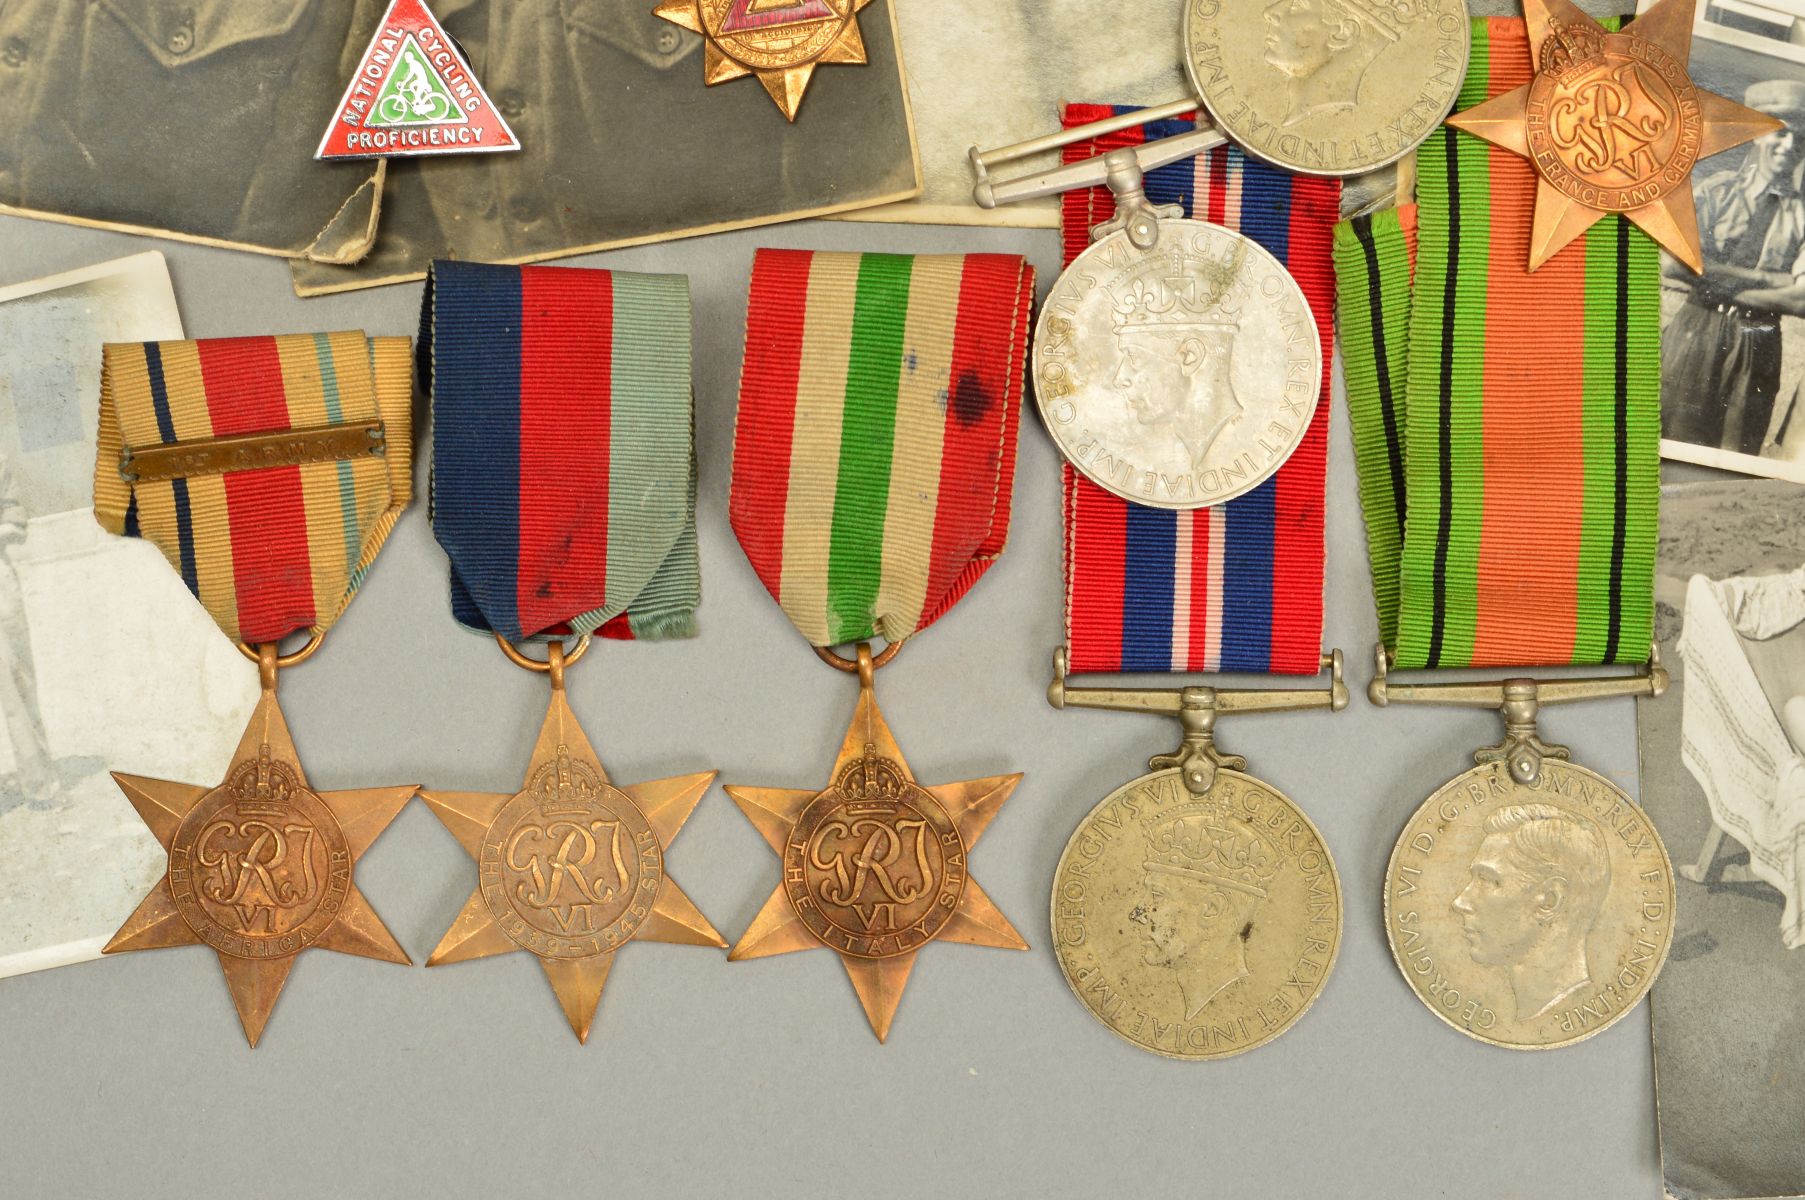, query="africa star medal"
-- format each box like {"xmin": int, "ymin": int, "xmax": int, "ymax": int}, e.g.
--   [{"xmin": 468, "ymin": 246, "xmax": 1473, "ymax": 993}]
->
[
  {"xmin": 415, "ymin": 261, "xmax": 721, "ymax": 1043},
  {"xmin": 653, "ymin": 0, "xmax": 875, "ymax": 120},
  {"xmin": 92, "ymin": 332, "xmax": 418, "ymax": 1046},
  {"xmin": 726, "ymin": 248, "xmax": 1038, "ymax": 1040},
  {"xmin": 1447, "ymin": 0, "xmax": 1779, "ymax": 270}
]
